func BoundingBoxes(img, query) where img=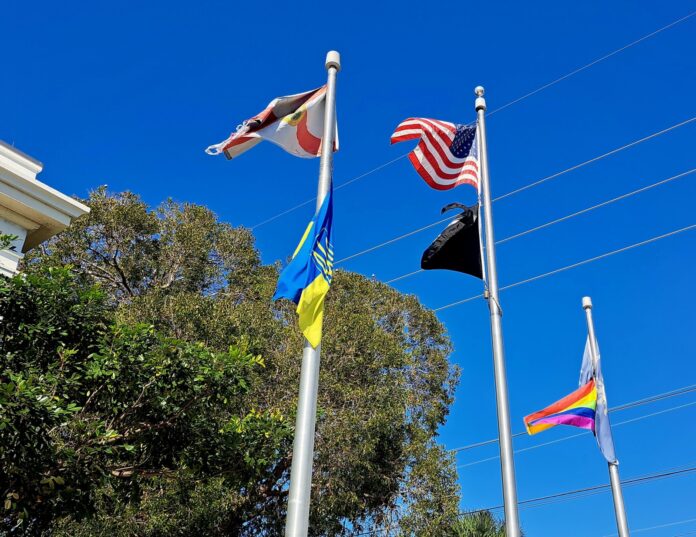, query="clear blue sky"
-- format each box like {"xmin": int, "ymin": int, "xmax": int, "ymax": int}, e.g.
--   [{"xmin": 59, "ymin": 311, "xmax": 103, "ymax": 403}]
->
[{"xmin": 4, "ymin": 1, "xmax": 695, "ymax": 534}]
